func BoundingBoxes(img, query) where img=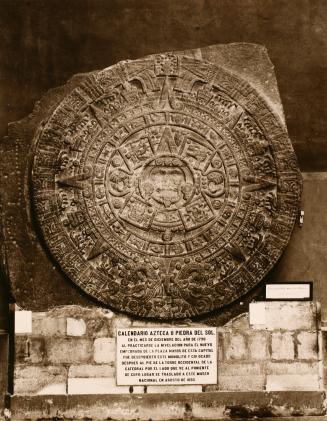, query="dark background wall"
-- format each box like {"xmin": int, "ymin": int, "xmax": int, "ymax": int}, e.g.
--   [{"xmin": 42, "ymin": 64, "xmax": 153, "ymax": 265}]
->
[
  {"xmin": 1, "ymin": 0, "xmax": 327, "ymax": 171},
  {"xmin": 0, "ymin": 0, "xmax": 326, "ymax": 406}
]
